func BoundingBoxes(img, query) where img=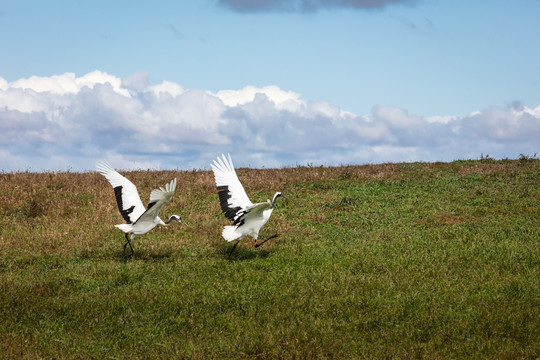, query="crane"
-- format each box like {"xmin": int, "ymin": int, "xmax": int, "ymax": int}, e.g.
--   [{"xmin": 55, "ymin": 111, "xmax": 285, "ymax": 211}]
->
[
  {"xmin": 96, "ymin": 161, "xmax": 182, "ymax": 258},
  {"xmin": 211, "ymin": 154, "xmax": 283, "ymax": 255}
]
